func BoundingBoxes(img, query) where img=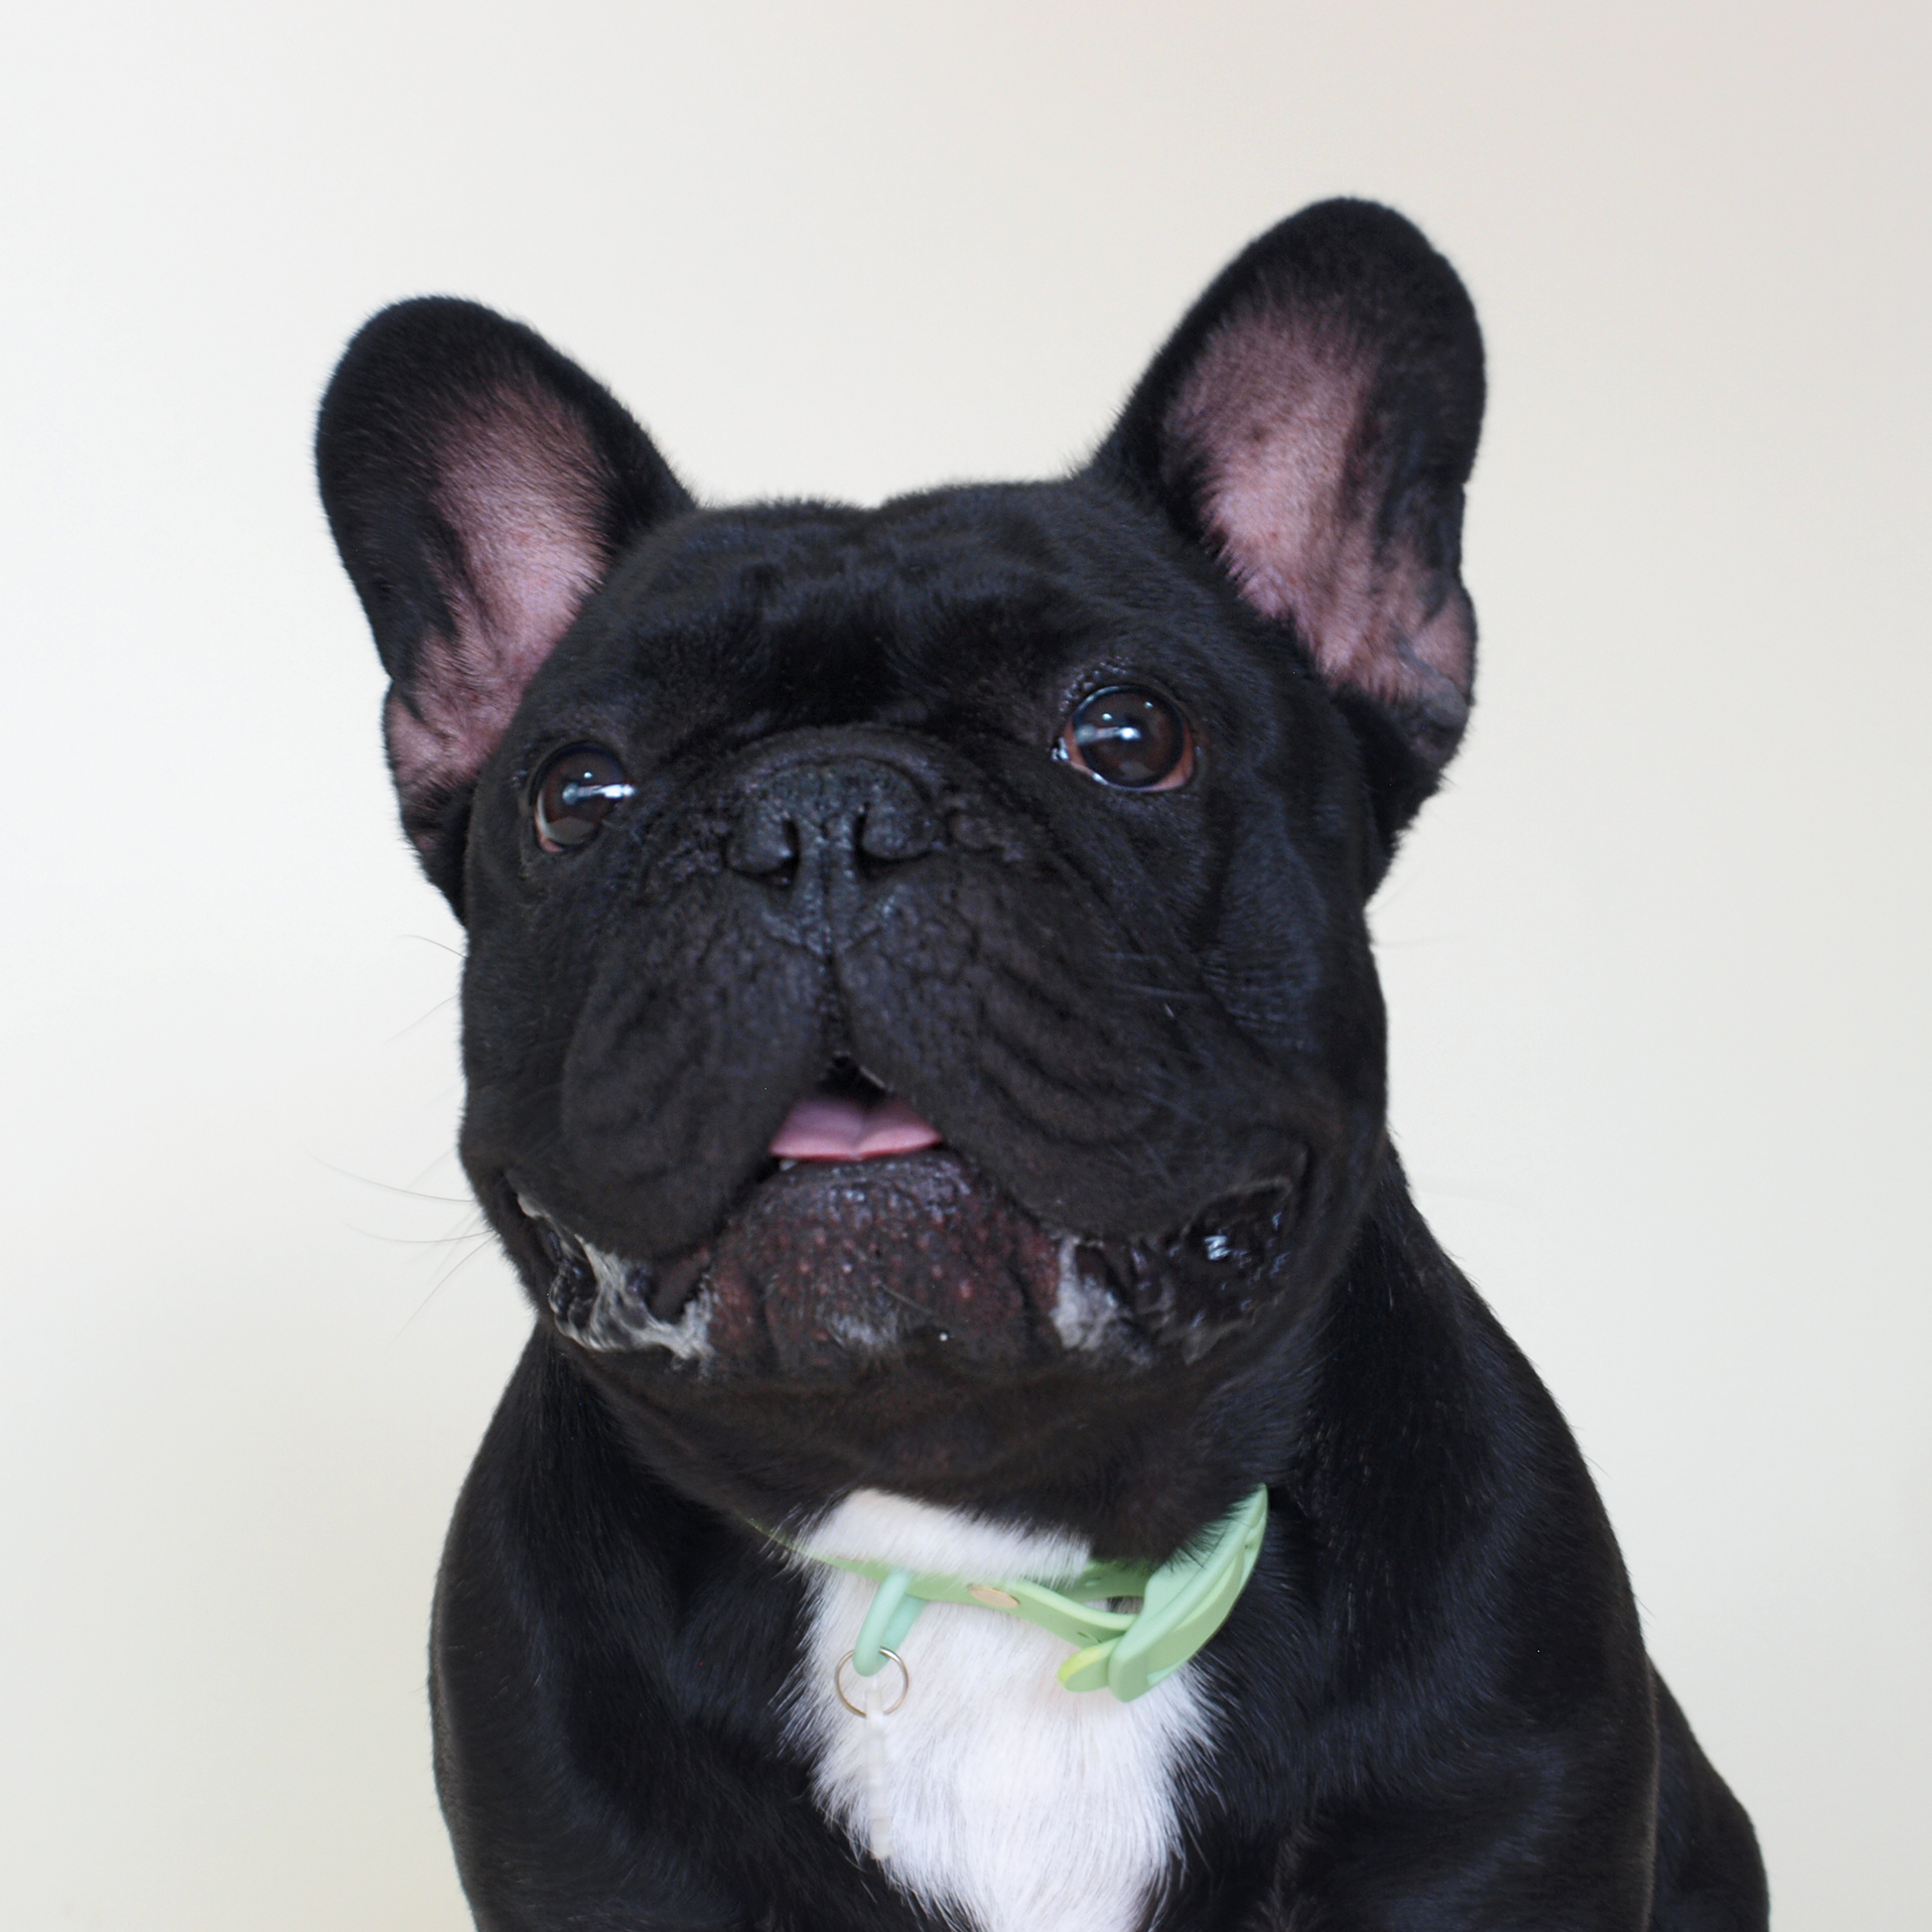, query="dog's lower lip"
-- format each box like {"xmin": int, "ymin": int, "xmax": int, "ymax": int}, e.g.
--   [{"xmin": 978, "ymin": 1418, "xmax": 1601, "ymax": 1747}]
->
[
  {"xmin": 1058, "ymin": 1168, "xmax": 1307, "ymax": 1354},
  {"xmin": 516, "ymin": 1191, "xmax": 717, "ymax": 1329},
  {"xmin": 644, "ymin": 1248, "xmax": 709, "ymax": 1319},
  {"xmin": 517, "ymin": 1146, "xmax": 1309, "ymax": 1359}
]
